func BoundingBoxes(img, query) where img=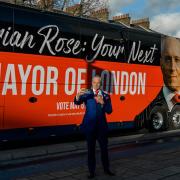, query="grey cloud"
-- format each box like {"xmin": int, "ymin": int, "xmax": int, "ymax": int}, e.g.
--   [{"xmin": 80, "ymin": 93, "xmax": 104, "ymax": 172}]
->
[
  {"xmin": 144, "ymin": 0, "xmax": 180, "ymax": 16},
  {"xmin": 151, "ymin": 12, "xmax": 180, "ymax": 38}
]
